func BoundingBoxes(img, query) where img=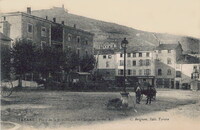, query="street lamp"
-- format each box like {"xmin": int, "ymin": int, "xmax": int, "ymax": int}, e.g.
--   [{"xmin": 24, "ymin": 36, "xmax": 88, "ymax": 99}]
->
[
  {"xmin": 120, "ymin": 38, "xmax": 129, "ymax": 108},
  {"xmin": 121, "ymin": 38, "xmax": 128, "ymax": 92}
]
